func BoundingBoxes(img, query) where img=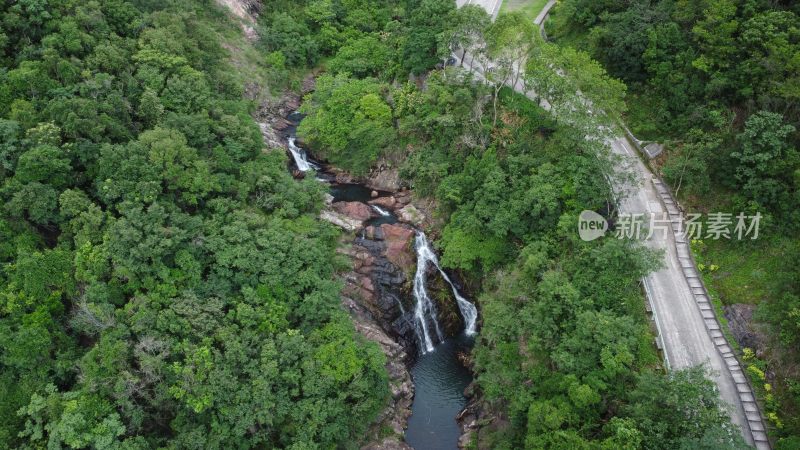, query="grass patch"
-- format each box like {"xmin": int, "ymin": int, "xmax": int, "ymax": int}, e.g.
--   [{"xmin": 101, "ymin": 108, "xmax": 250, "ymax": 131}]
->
[
  {"xmin": 500, "ymin": 0, "xmax": 549, "ymax": 22},
  {"xmin": 701, "ymin": 237, "xmax": 791, "ymax": 306}
]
